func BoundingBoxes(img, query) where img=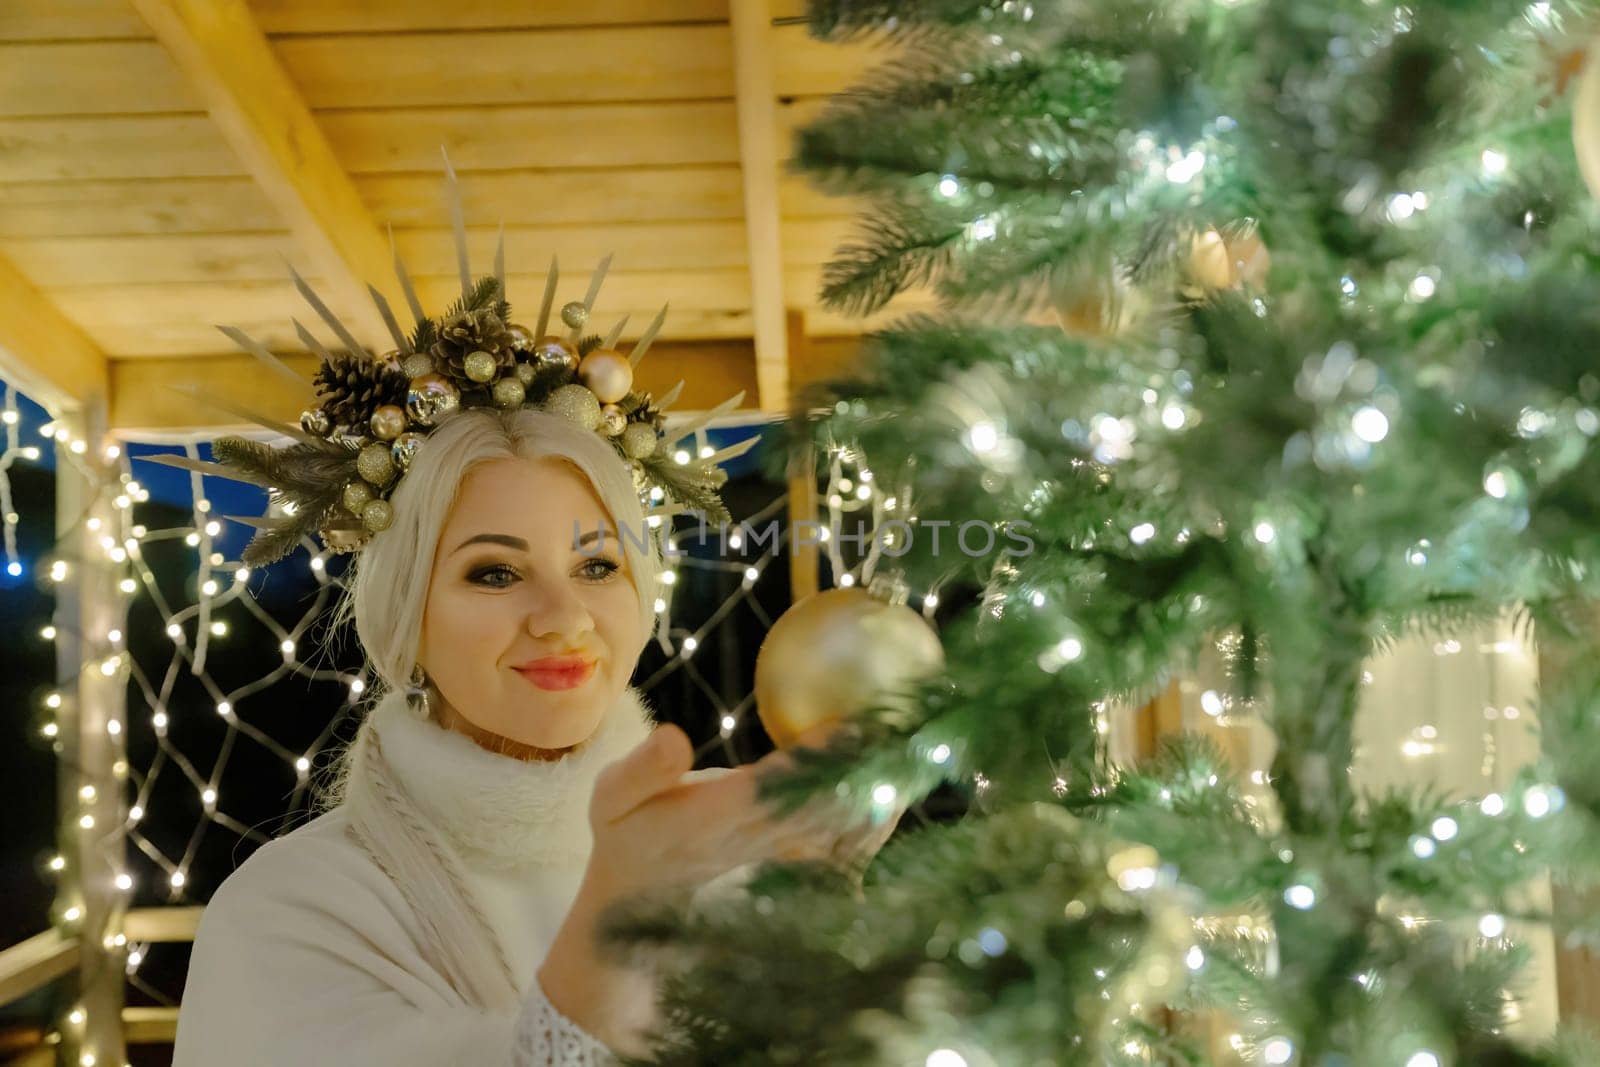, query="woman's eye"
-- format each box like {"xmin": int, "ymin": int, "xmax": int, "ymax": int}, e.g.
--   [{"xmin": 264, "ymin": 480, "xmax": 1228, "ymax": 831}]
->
[
  {"xmin": 467, "ymin": 563, "xmax": 520, "ymax": 587},
  {"xmin": 579, "ymin": 558, "xmax": 621, "ymax": 582}
]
